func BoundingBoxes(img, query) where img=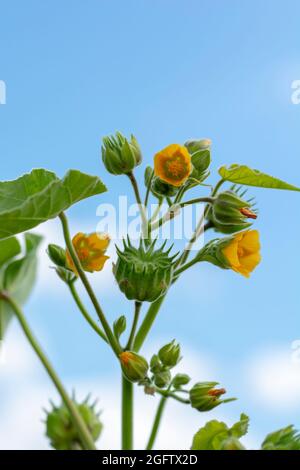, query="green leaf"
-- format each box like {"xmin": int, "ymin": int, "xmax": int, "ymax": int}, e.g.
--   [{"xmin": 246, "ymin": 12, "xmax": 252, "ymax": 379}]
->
[
  {"xmin": 0, "ymin": 237, "xmax": 21, "ymax": 266},
  {"xmin": 230, "ymin": 413, "xmax": 249, "ymax": 438},
  {"xmin": 219, "ymin": 164, "xmax": 300, "ymax": 191},
  {"xmin": 191, "ymin": 414, "xmax": 249, "ymax": 450},
  {"xmin": 191, "ymin": 420, "xmax": 228, "ymax": 450},
  {"xmin": 261, "ymin": 425, "xmax": 300, "ymax": 450},
  {"xmin": 0, "ymin": 233, "xmax": 42, "ymax": 339},
  {"xmin": 0, "ymin": 169, "xmax": 107, "ymax": 240}
]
